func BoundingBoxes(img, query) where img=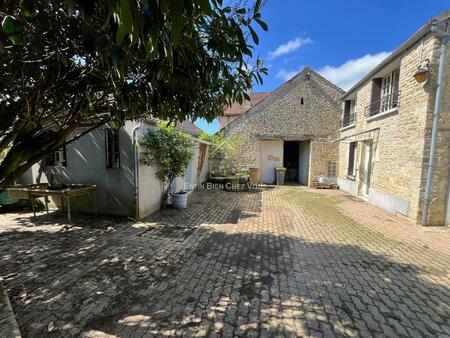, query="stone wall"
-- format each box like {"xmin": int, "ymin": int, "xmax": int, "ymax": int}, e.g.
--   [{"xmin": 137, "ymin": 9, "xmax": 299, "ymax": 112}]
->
[
  {"xmin": 339, "ymin": 31, "xmax": 450, "ymax": 225},
  {"xmin": 223, "ymin": 68, "xmax": 343, "ymax": 184},
  {"xmin": 425, "ymin": 40, "xmax": 450, "ymax": 225}
]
